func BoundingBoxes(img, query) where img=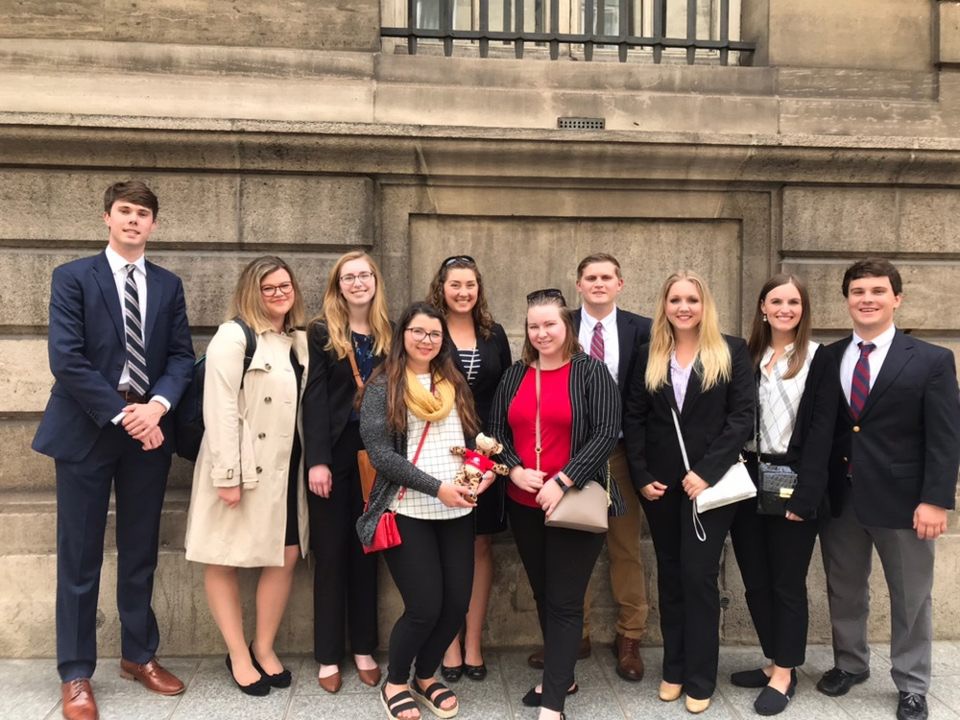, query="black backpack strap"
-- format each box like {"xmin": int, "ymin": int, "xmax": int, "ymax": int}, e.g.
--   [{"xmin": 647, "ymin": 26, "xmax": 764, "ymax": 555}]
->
[{"xmin": 232, "ymin": 317, "xmax": 258, "ymax": 388}]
